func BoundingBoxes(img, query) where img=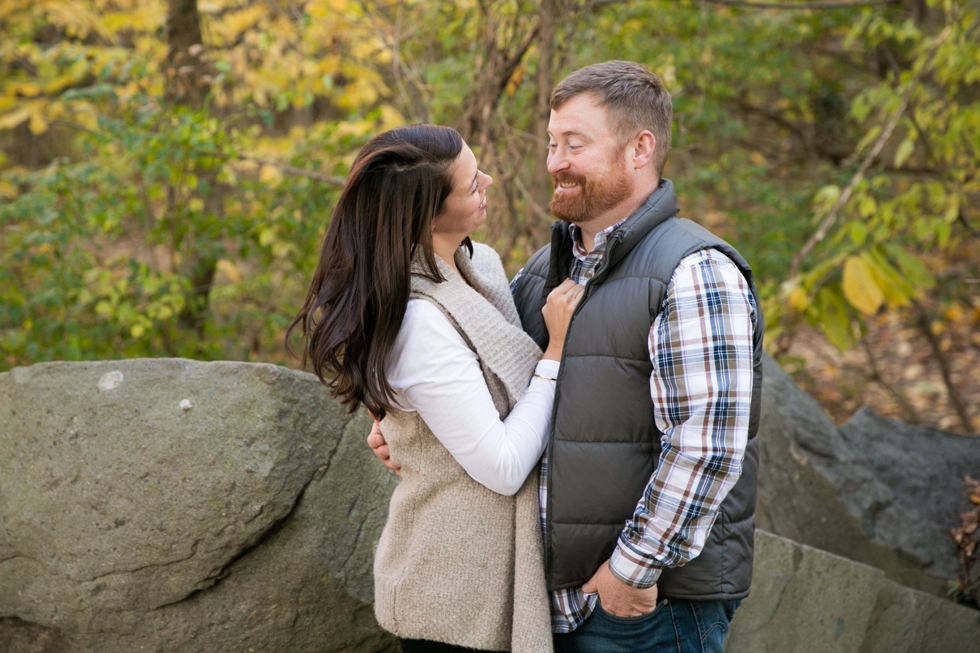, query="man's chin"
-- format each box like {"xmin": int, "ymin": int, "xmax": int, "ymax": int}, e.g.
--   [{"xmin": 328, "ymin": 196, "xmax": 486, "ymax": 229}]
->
[{"xmin": 550, "ymin": 198, "xmax": 588, "ymax": 224}]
